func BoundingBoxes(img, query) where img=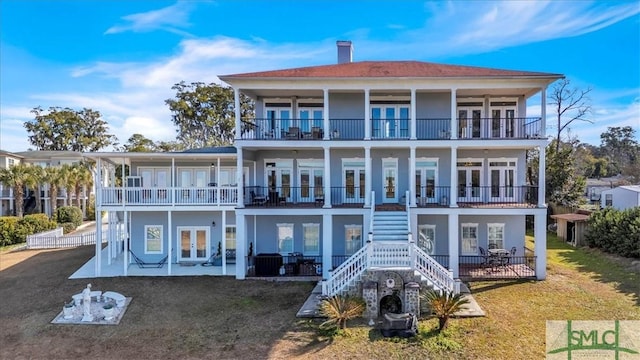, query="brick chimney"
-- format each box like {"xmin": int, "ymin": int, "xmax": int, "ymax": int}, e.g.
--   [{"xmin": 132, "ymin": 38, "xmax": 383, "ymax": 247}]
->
[{"xmin": 337, "ymin": 41, "xmax": 353, "ymax": 64}]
